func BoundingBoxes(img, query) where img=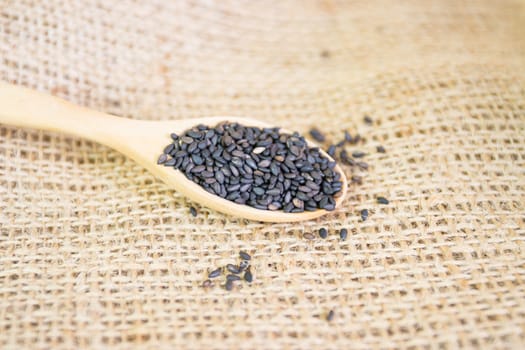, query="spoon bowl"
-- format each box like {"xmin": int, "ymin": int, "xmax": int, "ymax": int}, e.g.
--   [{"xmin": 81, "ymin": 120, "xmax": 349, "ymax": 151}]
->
[{"xmin": 0, "ymin": 83, "xmax": 347, "ymax": 222}]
